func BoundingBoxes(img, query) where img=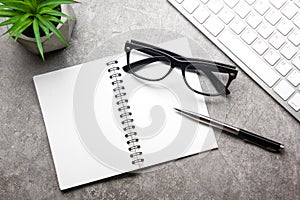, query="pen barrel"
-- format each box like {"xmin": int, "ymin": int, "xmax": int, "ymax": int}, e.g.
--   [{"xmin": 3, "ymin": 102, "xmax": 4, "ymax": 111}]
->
[{"xmin": 239, "ymin": 129, "xmax": 283, "ymax": 152}]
